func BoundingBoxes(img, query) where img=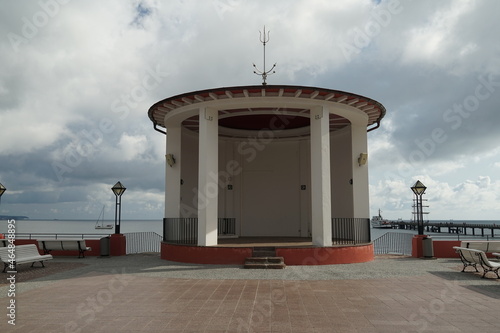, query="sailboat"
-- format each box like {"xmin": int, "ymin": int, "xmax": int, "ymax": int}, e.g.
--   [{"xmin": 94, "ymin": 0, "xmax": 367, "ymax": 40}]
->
[{"xmin": 95, "ymin": 205, "xmax": 114, "ymax": 229}]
